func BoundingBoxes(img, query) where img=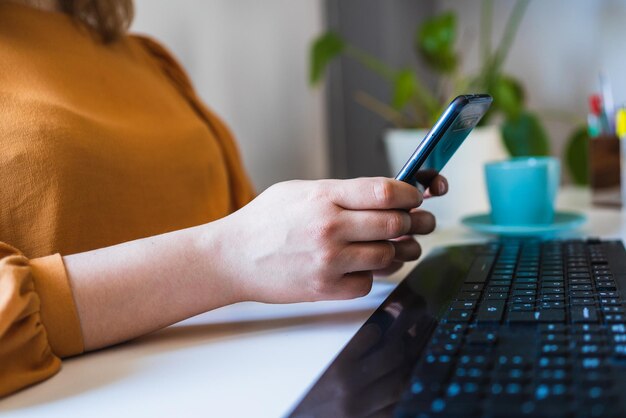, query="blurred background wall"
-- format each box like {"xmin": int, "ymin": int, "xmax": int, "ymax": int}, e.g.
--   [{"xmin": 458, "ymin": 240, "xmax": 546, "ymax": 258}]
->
[{"xmin": 132, "ymin": 1, "xmax": 626, "ymax": 186}]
